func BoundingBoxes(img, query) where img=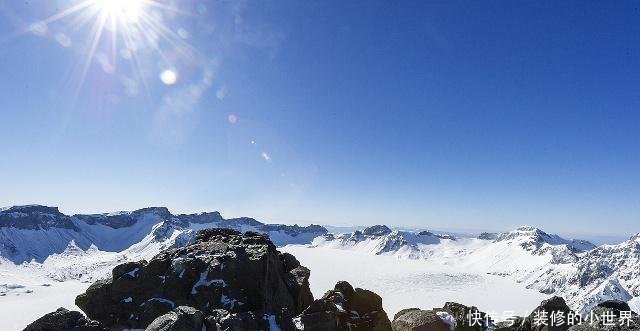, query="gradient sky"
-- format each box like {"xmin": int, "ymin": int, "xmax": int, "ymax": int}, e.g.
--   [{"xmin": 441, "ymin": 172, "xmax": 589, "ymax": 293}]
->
[{"xmin": 0, "ymin": 0, "xmax": 639, "ymax": 237}]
